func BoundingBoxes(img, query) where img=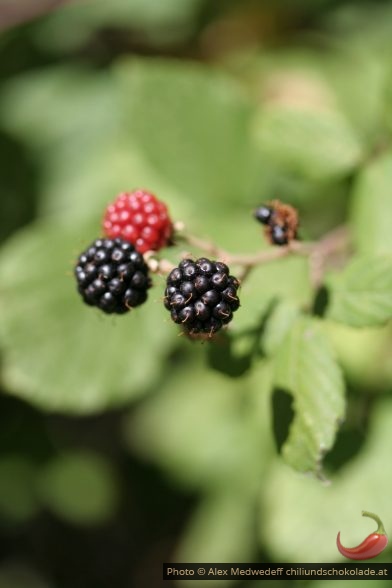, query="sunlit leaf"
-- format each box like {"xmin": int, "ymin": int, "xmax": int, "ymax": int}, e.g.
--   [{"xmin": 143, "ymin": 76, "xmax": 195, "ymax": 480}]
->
[
  {"xmin": 37, "ymin": 451, "xmax": 119, "ymax": 525},
  {"xmin": 253, "ymin": 104, "xmax": 362, "ymax": 181},
  {"xmin": 350, "ymin": 152, "xmax": 392, "ymax": 255},
  {"xmin": 261, "ymin": 400, "xmax": 392, "ymax": 561},
  {"xmin": 116, "ymin": 59, "xmax": 260, "ymax": 209},
  {"xmin": 0, "ymin": 221, "xmax": 174, "ymax": 413},
  {"xmin": 274, "ymin": 317, "xmax": 345, "ymax": 473},
  {"xmin": 326, "ymin": 255, "xmax": 392, "ymax": 327}
]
